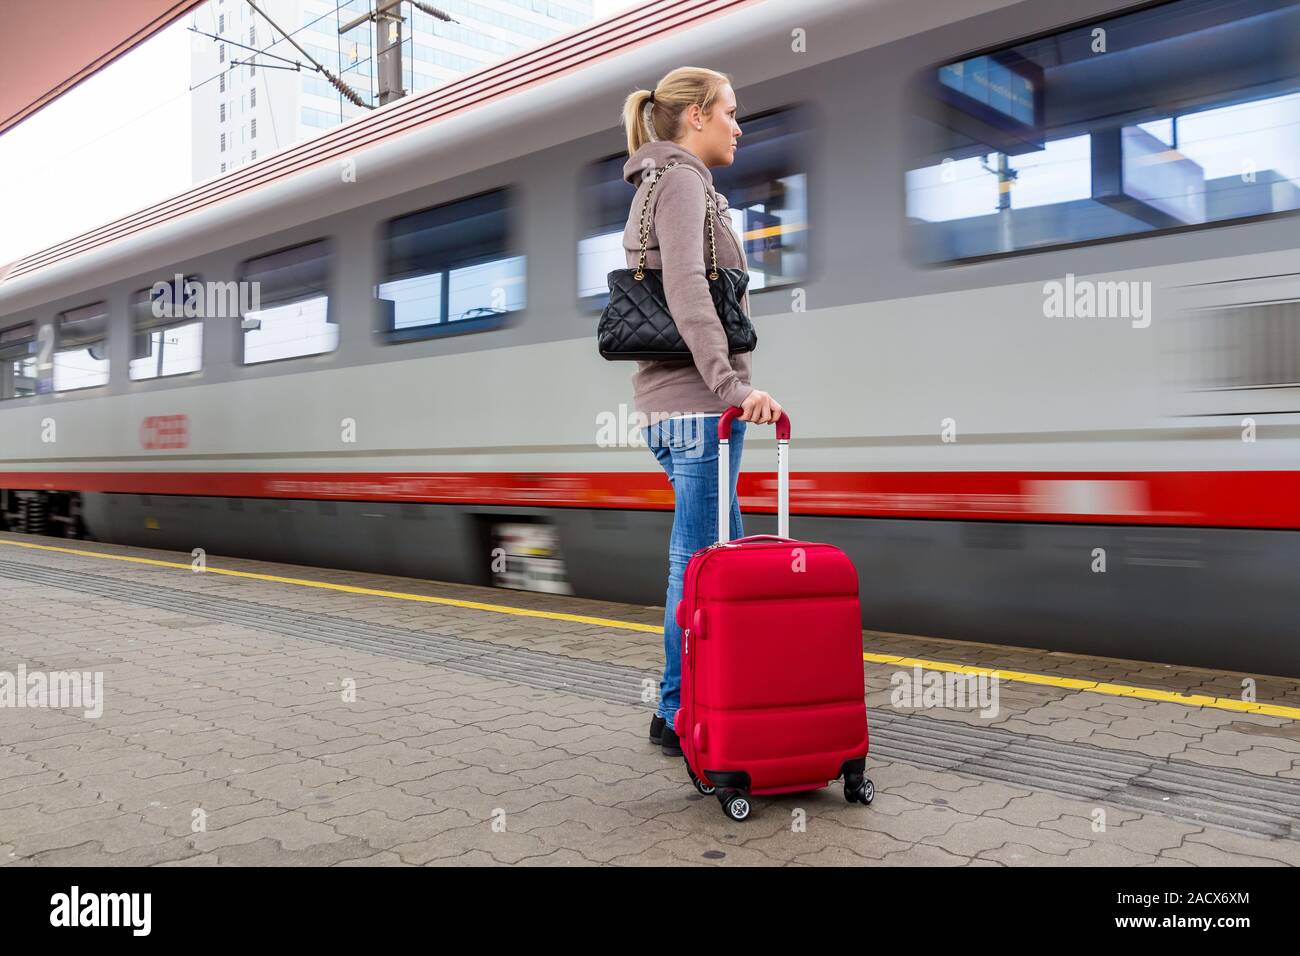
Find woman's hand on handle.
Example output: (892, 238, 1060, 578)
(739, 389, 783, 425)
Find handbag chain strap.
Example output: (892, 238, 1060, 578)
(635, 160, 720, 282)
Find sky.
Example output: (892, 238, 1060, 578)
(0, 17, 193, 267)
(0, 0, 641, 267)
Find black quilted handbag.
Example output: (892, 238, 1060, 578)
(598, 161, 757, 361)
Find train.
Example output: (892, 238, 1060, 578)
(2, 0, 1299, 676)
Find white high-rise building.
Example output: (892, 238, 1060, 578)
(190, 0, 594, 184)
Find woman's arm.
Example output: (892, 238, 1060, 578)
(653, 168, 754, 409)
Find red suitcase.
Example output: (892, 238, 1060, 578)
(673, 407, 873, 821)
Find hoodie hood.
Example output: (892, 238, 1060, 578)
(622, 141, 730, 213)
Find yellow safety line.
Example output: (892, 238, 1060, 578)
(0, 538, 660, 633)
(2, 537, 1296, 719)
(865, 652, 1300, 721)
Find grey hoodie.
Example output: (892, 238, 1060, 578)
(620, 140, 754, 418)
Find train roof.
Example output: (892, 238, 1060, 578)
(0, 0, 772, 305)
(0, 0, 999, 312)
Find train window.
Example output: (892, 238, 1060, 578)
(579, 106, 811, 306)
(54, 303, 109, 392)
(711, 108, 811, 292)
(905, 0, 1300, 262)
(0, 322, 38, 400)
(128, 277, 204, 381)
(577, 154, 628, 304)
(238, 239, 338, 364)
(376, 187, 524, 341)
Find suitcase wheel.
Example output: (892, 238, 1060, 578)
(718, 789, 752, 822)
(845, 776, 874, 806)
(685, 763, 716, 796)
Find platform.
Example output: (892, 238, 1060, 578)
(1, 531, 1298, 866)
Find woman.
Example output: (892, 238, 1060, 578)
(618, 68, 783, 756)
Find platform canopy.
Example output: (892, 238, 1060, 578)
(0, 0, 205, 136)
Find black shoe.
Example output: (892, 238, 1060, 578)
(661, 725, 682, 757)
(649, 714, 665, 745)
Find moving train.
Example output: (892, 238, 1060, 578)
(2, 0, 1298, 675)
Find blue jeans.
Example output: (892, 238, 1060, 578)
(643, 415, 746, 726)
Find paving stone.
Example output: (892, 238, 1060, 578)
(514, 847, 592, 866)
(922, 816, 1090, 858)
(1078, 730, 1200, 758)
(328, 809, 466, 848)
(1176, 744, 1299, 776)
(608, 832, 781, 866)
(985, 792, 1132, 830)
(1059, 842, 1161, 866)
(28, 836, 202, 867)
(751, 821, 913, 863)
(188, 810, 345, 853)
(978, 843, 1082, 866)
(1163, 841, 1289, 867)
(327, 756, 470, 788)
(333, 851, 412, 866)
(9, 813, 172, 858)
(0, 769, 63, 798)
(159, 798, 284, 836)
(204, 836, 379, 866)
(518, 818, 684, 863)
(877, 843, 972, 866)
(0, 778, 105, 813)
(885, 777, 1029, 817)
(390, 821, 551, 864)
(1, 800, 125, 838)
(1178, 828, 1300, 866)
(293, 784, 438, 822)
(4, 532, 1298, 868)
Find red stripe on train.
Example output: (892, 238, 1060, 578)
(2, 470, 1298, 529)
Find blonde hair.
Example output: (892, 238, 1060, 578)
(621, 66, 731, 156)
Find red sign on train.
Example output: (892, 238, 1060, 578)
(140, 414, 189, 450)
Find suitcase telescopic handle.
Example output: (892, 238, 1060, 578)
(717, 406, 791, 442)
(716, 406, 791, 544)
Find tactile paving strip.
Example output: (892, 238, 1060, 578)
(869, 712, 1300, 841)
(0, 557, 647, 705)
(2, 555, 1298, 841)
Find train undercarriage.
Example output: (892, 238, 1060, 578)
(0, 489, 89, 539)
